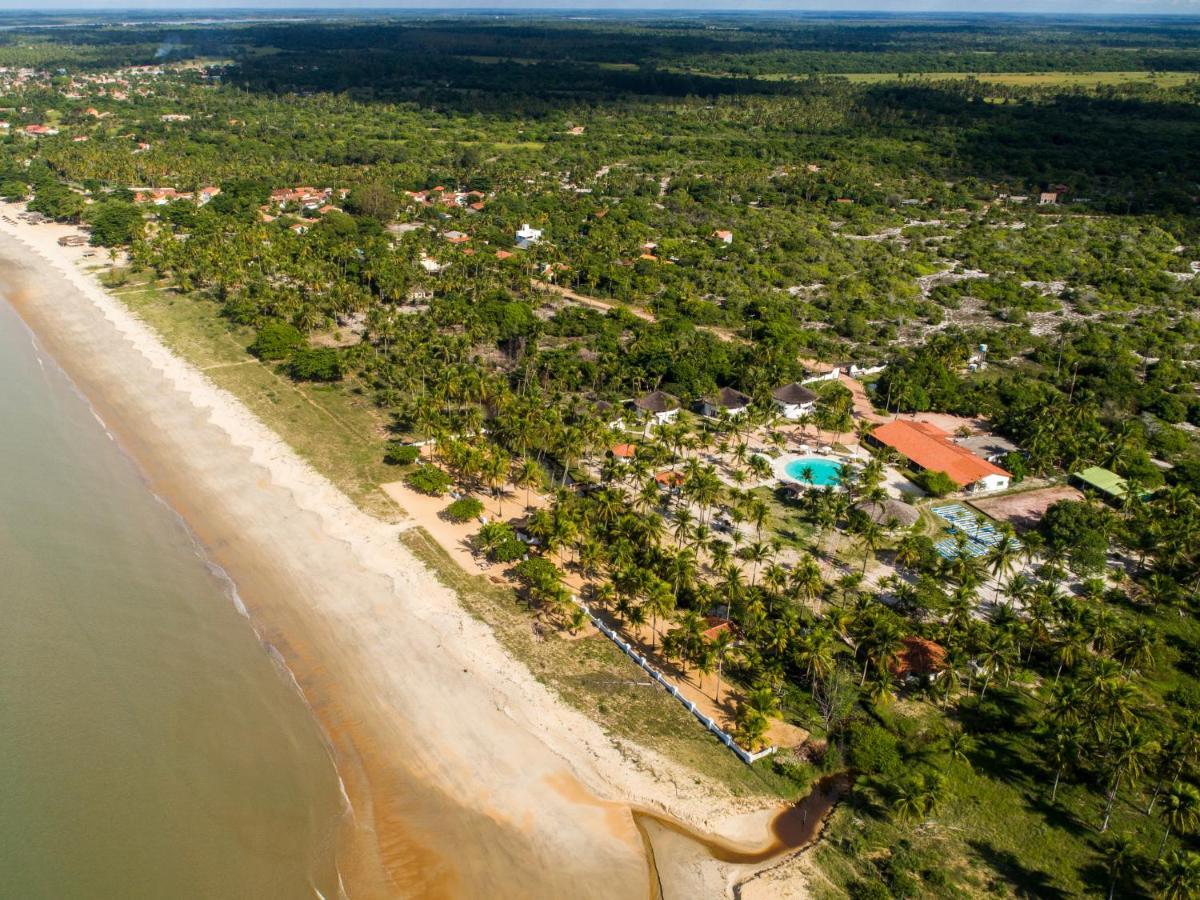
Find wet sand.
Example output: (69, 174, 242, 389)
(0, 208, 838, 898)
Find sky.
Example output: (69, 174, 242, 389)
(3, 0, 1199, 14)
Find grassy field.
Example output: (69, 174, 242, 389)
(106, 267, 801, 800)
(809, 690, 1169, 898)
(107, 272, 402, 518)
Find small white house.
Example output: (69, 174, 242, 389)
(630, 390, 680, 427)
(515, 223, 543, 249)
(771, 383, 818, 420)
(700, 386, 751, 419)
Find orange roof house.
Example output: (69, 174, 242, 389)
(890, 637, 948, 680)
(611, 443, 637, 459)
(702, 617, 735, 642)
(654, 470, 685, 489)
(867, 420, 1010, 493)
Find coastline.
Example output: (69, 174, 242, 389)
(0, 206, 816, 898)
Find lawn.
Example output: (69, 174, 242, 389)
(108, 272, 402, 518)
(810, 685, 1183, 898)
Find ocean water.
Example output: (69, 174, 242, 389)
(0, 295, 345, 897)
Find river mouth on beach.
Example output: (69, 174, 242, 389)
(635, 773, 848, 866)
(0, 219, 846, 899)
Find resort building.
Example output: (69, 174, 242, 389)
(700, 386, 751, 419)
(1070, 465, 1139, 506)
(771, 382, 818, 420)
(853, 498, 920, 530)
(630, 390, 680, 426)
(867, 419, 1011, 494)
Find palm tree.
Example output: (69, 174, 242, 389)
(708, 628, 736, 702)
(794, 625, 840, 696)
(643, 578, 676, 652)
(855, 519, 885, 574)
(986, 524, 1020, 583)
(1157, 850, 1200, 900)
(483, 451, 510, 516)
(1099, 833, 1140, 900)
(788, 555, 826, 610)
(890, 775, 928, 822)
(735, 685, 780, 750)
(857, 613, 905, 688)
(1046, 724, 1081, 803)
(1100, 724, 1156, 833)
(944, 728, 975, 769)
(977, 630, 1015, 700)
(739, 540, 773, 587)
(515, 458, 544, 509)
(1157, 782, 1200, 859)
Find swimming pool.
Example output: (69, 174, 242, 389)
(783, 456, 845, 488)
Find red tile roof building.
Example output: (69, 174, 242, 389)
(890, 637, 948, 679)
(867, 420, 1010, 492)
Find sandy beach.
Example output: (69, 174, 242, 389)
(0, 204, 818, 898)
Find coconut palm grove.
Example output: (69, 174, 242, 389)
(3, 9, 1200, 896)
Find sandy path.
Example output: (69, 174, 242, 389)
(533, 278, 656, 321)
(0, 208, 805, 898)
(532, 279, 744, 343)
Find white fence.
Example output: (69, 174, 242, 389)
(577, 598, 776, 765)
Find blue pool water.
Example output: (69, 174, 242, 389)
(784, 456, 844, 487)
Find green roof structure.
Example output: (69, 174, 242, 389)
(1071, 466, 1128, 501)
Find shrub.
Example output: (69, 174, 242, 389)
(250, 322, 305, 360)
(407, 464, 452, 496)
(85, 200, 144, 246)
(383, 441, 420, 466)
(848, 879, 891, 900)
(475, 522, 529, 562)
(0, 179, 27, 201)
(918, 469, 958, 497)
(847, 722, 902, 776)
(445, 496, 484, 523)
(513, 556, 562, 592)
(491, 537, 528, 563)
(287, 347, 343, 381)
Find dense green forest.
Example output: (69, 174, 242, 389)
(2, 13, 1200, 897)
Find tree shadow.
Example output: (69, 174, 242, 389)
(967, 838, 1071, 900)
(1024, 793, 1091, 839)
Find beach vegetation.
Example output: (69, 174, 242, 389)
(83, 200, 142, 247)
(12, 13, 1200, 893)
(286, 348, 343, 382)
(249, 322, 305, 361)
(444, 496, 484, 523)
(406, 464, 453, 497)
